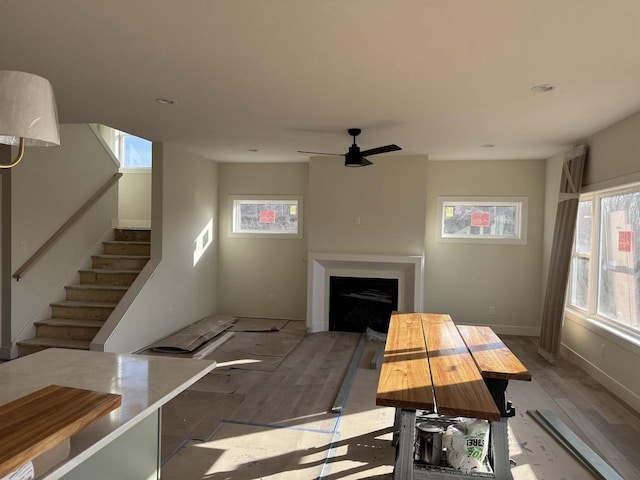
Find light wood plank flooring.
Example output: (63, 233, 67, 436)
(501, 335, 640, 479)
(159, 322, 640, 479)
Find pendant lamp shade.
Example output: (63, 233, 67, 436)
(0, 70, 60, 148)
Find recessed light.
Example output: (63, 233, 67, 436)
(530, 84, 555, 93)
(155, 97, 177, 105)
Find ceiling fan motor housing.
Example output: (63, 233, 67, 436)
(345, 144, 371, 167)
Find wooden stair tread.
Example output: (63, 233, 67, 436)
(50, 300, 118, 308)
(35, 318, 105, 328)
(91, 254, 150, 259)
(66, 284, 129, 291)
(103, 240, 150, 245)
(0, 385, 121, 478)
(78, 268, 142, 274)
(16, 337, 91, 349)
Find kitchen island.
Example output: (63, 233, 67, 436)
(0, 348, 216, 480)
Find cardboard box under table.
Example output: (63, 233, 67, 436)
(376, 313, 531, 480)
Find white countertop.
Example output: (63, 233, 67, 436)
(0, 348, 216, 480)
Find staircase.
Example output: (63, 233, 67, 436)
(17, 228, 151, 357)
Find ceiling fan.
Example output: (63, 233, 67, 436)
(298, 128, 401, 167)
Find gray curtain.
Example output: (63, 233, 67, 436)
(538, 145, 587, 365)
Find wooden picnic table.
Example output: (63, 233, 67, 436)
(376, 313, 531, 479)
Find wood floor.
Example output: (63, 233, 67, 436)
(158, 321, 640, 479)
(501, 335, 640, 479)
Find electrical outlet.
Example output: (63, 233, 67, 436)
(268, 294, 275, 303)
(488, 306, 496, 316)
(20, 240, 27, 252)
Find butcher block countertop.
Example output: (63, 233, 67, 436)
(0, 385, 121, 478)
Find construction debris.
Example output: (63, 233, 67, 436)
(150, 315, 236, 353)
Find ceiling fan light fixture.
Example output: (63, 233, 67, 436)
(345, 156, 372, 167)
(300, 127, 400, 167)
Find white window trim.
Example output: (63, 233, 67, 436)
(228, 194, 303, 239)
(566, 178, 640, 347)
(565, 308, 640, 355)
(119, 167, 151, 174)
(436, 196, 528, 245)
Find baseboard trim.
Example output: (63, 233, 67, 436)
(560, 343, 640, 414)
(114, 219, 151, 229)
(0, 345, 18, 360)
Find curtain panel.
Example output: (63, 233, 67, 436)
(538, 145, 587, 365)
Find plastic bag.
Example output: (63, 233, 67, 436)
(442, 418, 490, 473)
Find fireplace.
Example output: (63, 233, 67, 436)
(307, 253, 423, 332)
(329, 276, 398, 332)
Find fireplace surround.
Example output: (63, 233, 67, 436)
(306, 252, 423, 333)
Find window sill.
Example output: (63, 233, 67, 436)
(119, 168, 152, 174)
(564, 308, 640, 356)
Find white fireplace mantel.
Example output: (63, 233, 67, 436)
(306, 252, 424, 332)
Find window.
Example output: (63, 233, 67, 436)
(229, 195, 303, 238)
(121, 135, 152, 168)
(437, 197, 527, 244)
(568, 183, 640, 337)
(92, 124, 151, 168)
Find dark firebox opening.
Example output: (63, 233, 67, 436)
(329, 276, 398, 333)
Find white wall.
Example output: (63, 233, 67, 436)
(560, 111, 640, 412)
(217, 163, 308, 319)
(8, 124, 118, 351)
(308, 155, 428, 255)
(118, 170, 152, 225)
(217, 155, 546, 336)
(423, 159, 545, 335)
(582, 111, 640, 187)
(100, 142, 218, 353)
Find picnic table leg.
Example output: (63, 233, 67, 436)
(484, 378, 515, 479)
(490, 418, 513, 480)
(392, 407, 401, 446)
(395, 409, 416, 480)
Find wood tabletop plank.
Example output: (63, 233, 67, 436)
(422, 314, 501, 421)
(376, 313, 434, 410)
(0, 385, 122, 478)
(457, 325, 532, 381)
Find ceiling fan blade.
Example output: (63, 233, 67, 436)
(297, 150, 343, 156)
(360, 144, 402, 157)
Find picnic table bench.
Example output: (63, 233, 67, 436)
(376, 313, 531, 479)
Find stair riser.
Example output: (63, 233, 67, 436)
(66, 287, 126, 303)
(114, 229, 151, 242)
(92, 257, 149, 270)
(36, 324, 101, 341)
(51, 305, 114, 321)
(18, 344, 49, 357)
(79, 271, 139, 286)
(17, 341, 89, 357)
(103, 243, 150, 256)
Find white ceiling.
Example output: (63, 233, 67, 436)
(2, 0, 639, 163)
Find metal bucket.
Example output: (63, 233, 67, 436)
(415, 422, 444, 465)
